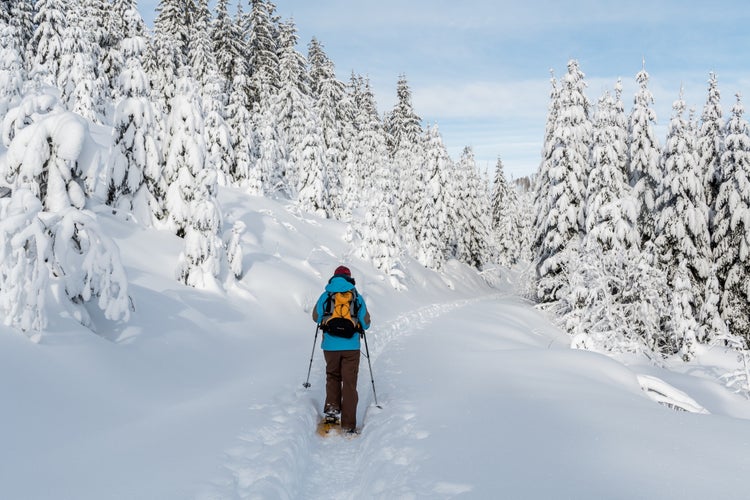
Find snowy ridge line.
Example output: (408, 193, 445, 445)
(637, 374, 710, 414)
(196, 294, 502, 500)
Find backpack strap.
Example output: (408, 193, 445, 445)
(350, 289, 360, 325)
(322, 292, 334, 318)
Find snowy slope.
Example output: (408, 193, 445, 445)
(3, 188, 750, 500)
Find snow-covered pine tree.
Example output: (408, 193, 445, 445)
(190, 0, 225, 100)
(338, 73, 364, 212)
(189, 0, 234, 187)
(386, 75, 425, 253)
(163, 69, 206, 237)
(0, 20, 25, 119)
(0, 189, 49, 334)
(454, 146, 491, 269)
(585, 85, 638, 251)
(80, 0, 109, 58)
(565, 82, 675, 357)
(358, 143, 405, 289)
(7, 0, 35, 58)
(158, 0, 194, 62)
(58, 1, 106, 123)
(350, 76, 394, 229)
(49, 206, 132, 327)
(0, 189, 132, 334)
(255, 80, 284, 196)
(247, 0, 280, 106)
(697, 72, 724, 214)
(416, 124, 453, 270)
(308, 37, 346, 219)
(670, 259, 700, 359)
(491, 157, 523, 266)
(713, 93, 750, 343)
(146, 0, 188, 114)
(385, 75, 423, 157)
(219, 4, 258, 190)
(1, 93, 131, 331)
(697, 270, 731, 348)
(532, 70, 558, 258)
(203, 79, 235, 188)
(98, 0, 129, 106)
(176, 168, 226, 291)
(515, 186, 535, 263)
(307, 37, 329, 101)
(106, 3, 164, 225)
(10, 0, 35, 70)
(2, 94, 88, 212)
(211, 0, 246, 100)
(162, 70, 227, 291)
(78, 0, 112, 115)
(225, 220, 245, 280)
(29, 0, 67, 86)
(295, 109, 330, 217)
(628, 63, 662, 247)
(655, 88, 716, 351)
(348, 77, 385, 212)
(563, 240, 671, 357)
(534, 60, 591, 303)
(273, 20, 319, 200)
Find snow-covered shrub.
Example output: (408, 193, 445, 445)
(2, 91, 101, 210)
(225, 220, 245, 280)
(0, 191, 130, 333)
(562, 243, 671, 358)
(176, 169, 225, 290)
(48, 207, 131, 325)
(1, 87, 57, 147)
(0, 189, 49, 333)
(0, 94, 131, 334)
(721, 349, 750, 398)
(670, 260, 700, 361)
(0, 21, 24, 119)
(163, 69, 205, 237)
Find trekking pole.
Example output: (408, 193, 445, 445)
(303, 325, 320, 388)
(361, 331, 382, 409)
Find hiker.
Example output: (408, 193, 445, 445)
(312, 265, 371, 434)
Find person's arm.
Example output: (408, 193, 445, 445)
(358, 296, 371, 330)
(312, 293, 324, 323)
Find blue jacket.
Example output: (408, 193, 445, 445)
(313, 276, 370, 351)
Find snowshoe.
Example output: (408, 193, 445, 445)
(316, 417, 340, 437)
(343, 427, 359, 438)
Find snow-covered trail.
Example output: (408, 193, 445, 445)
(199, 293, 750, 500)
(196, 293, 548, 499)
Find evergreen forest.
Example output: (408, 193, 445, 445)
(2, 0, 750, 379)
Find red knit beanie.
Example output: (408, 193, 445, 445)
(334, 265, 351, 277)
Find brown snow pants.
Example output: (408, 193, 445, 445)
(324, 350, 360, 430)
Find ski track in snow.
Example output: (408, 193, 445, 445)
(196, 294, 503, 500)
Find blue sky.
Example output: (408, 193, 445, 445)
(138, 0, 750, 179)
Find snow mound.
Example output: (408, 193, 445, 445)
(637, 374, 710, 414)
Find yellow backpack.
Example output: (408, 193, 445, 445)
(321, 290, 360, 338)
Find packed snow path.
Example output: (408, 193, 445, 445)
(197, 296, 493, 499)
(198, 295, 750, 500)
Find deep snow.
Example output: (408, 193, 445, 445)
(3, 189, 750, 500)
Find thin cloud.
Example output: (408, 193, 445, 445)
(414, 80, 550, 119)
